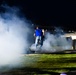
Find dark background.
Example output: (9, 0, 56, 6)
(0, 0, 76, 31)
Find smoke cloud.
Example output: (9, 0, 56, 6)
(30, 28, 72, 53)
(0, 4, 72, 71)
(42, 32, 72, 53)
(0, 5, 33, 67)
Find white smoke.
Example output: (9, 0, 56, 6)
(30, 28, 72, 53)
(0, 5, 33, 67)
(42, 32, 72, 52)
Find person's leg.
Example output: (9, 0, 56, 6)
(39, 36, 42, 46)
(35, 36, 39, 47)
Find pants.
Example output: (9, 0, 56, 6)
(35, 36, 42, 46)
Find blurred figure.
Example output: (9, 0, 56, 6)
(41, 29, 45, 45)
(34, 26, 43, 47)
(43, 29, 48, 40)
(44, 29, 48, 35)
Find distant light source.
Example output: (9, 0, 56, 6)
(32, 24, 34, 26)
(69, 30, 71, 32)
(71, 36, 76, 40)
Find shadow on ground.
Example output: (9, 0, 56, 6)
(1, 67, 76, 75)
(0, 67, 59, 75)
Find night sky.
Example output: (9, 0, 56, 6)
(0, 0, 76, 31)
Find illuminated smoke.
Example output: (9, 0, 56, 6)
(0, 5, 33, 67)
(30, 28, 72, 53)
(42, 31, 72, 53)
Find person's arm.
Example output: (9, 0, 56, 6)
(42, 29, 45, 36)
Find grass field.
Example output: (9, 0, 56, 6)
(1, 53, 76, 75)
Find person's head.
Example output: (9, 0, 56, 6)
(36, 26, 39, 29)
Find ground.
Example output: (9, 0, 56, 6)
(0, 52, 76, 75)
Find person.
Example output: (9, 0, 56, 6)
(34, 26, 43, 47)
